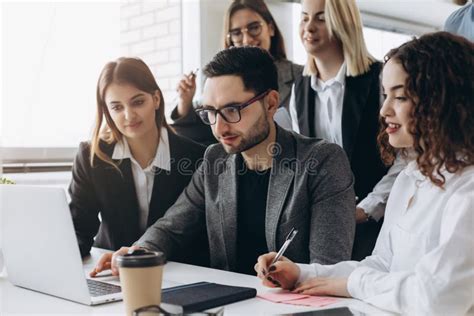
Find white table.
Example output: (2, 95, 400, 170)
(0, 248, 394, 315)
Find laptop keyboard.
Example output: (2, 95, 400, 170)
(87, 279, 121, 297)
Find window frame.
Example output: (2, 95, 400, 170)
(360, 12, 438, 36)
(1, 147, 77, 173)
(0, 2, 120, 171)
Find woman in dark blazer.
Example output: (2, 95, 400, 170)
(288, 0, 407, 260)
(170, 0, 303, 146)
(69, 57, 206, 263)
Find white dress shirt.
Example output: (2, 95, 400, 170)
(296, 161, 474, 315)
(289, 62, 346, 147)
(112, 127, 171, 234)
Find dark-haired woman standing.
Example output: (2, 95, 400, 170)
(171, 0, 303, 145)
(69, 57, 207, 264)
(255, 32, 474, 315)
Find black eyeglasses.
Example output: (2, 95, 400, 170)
(196, 90, 270, 125)
(133, 305, 224, 316)
(227, 21, 264, 44)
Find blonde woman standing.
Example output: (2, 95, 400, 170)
(289, 0, 407, 260)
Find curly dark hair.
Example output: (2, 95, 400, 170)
(378, 31, 474, 187)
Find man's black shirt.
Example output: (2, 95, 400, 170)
(236, 158, 271, 275)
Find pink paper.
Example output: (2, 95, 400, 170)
(258, 291, 339, 307)
(285, 296, 339, 307)
(258, 292, 310, 303)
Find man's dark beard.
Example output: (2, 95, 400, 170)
(224, 114, 270, 154)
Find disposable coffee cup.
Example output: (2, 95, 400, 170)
(116, 249, 166, 316)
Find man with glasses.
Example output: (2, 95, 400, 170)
(91, 47, 355, 277)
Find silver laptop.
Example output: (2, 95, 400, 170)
(0, 184, 122, 305)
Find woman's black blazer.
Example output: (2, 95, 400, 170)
(68, 129, 206, 259)
(292, 62, 387, 201)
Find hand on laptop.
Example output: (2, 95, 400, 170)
(254, 252, 300, 290)
(89, 246, 141, 277)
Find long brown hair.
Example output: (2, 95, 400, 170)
(378, 32, 474, 187)
(223, 0, 287, 60)
(90, 57, 168, 170)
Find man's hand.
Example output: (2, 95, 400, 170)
(89, 246, 141, 277)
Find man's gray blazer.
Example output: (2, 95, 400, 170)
(137, 126, 356, 271)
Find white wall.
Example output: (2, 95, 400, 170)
(121, 0, 183, 117)
(266, 1, 300, 61)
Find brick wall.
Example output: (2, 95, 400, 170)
(120, 0, 182, 117)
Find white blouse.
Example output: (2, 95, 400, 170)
(297, 161, 474, 315)
(112, 127, 171, 234)
(289, 63, 346, 147)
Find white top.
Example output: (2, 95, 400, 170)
(297, 161, 474, 315)
(112, 127, 171, 234)
(274, 107, 293, 130)
(357, 154, 409, 221)
(289, 62, 346, 147)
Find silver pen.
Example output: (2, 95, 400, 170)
(269, 228, 298, 269)
(171, 68, 199, 105)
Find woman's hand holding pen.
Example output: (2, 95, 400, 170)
(254, 252, 300, 290)
(176, 70, 197, 117)
(255, 253, 350, 297)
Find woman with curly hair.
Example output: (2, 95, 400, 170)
(255, 32, 474, 315)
